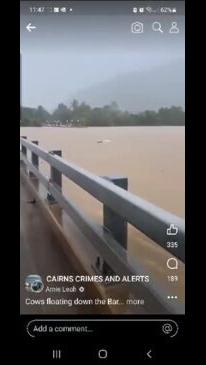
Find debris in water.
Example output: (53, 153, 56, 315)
(26, 199, 36, 204)
(97, 139, 111, 144)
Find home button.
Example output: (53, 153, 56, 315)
(98, 349, 108, 359)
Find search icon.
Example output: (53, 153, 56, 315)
(152, 22, 163, 33)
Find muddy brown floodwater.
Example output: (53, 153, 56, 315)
(20, 126, 185, 310)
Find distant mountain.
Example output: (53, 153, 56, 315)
(67, 59, 185, 113)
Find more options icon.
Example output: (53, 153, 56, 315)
(131, 22, 144, 33)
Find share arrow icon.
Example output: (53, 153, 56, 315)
(26, 23, 37, 32)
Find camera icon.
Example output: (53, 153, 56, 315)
(25, 274, 44, 293)
(131, 22, 144, 34)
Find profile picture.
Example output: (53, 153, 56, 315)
(25, 274, 44, 293)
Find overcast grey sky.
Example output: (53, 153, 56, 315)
(20, 1, 185, 111)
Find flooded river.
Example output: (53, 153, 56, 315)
(20, 126, 185, 309)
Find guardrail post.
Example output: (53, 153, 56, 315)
(20, 136, 27, 171)
(103, 176, 128, 249)
(47, 150, 62, 203)
(29, 141, 39, 177)
(95, 176, 128, 276)
(21, 136, 27, 156)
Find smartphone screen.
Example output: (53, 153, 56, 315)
(20, 1, 185, 362)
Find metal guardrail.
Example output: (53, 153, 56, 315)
(20, 137, 185, 314)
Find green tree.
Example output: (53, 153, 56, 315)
(71, 99, 79, 111)
(20, 102, 185, 127)
(52, 103, 70, 124)
(36, 105, 50, 123)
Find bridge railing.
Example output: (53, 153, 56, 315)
(20, 137, 185, 314)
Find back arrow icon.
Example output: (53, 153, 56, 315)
(147, 350, 152, 359)
(26, 23, 37, 32)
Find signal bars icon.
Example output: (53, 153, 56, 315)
(146, 7, 157, 13)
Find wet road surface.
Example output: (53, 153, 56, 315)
(20, 175, 109, 314)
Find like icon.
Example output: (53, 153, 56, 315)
(167, 224, 178, 236)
